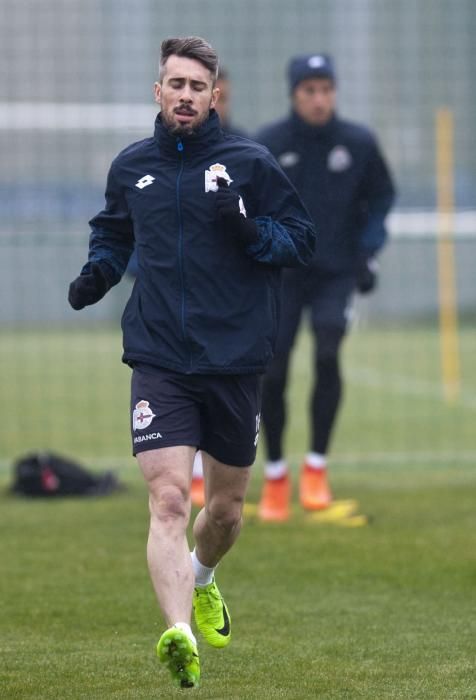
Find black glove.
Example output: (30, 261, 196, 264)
(68, 262, 112, 310)
(215, 177, 259, 246)
(356, 256, 378, 294)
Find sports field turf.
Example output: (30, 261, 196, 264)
(1, 324, 475, 698)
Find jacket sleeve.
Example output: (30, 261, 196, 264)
(80, 163, 135, 284)
(357, 137, 396, 257)
(244, 151, 316, 267)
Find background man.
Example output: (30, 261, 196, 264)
(214, 67, 248, 137)
(255, 53, 395, 522)
(68, 37, 315, 688)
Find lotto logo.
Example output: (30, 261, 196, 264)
(135, 174, 155, 189)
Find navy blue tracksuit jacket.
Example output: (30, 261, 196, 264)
(84, 111, 316, 375)
(255, 112, 395, 275)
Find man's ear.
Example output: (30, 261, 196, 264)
(211, 86, 220, 110)
(154, 82, 161, 105)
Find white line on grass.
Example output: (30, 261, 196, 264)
(346, 365, 476, 409)
(327, 451, 476, 465)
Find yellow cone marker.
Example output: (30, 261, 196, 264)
(307, 499, 359, 523)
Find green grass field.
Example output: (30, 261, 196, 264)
(1, 323, 475, 698)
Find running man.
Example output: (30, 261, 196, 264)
(255, 53, 395, 521)
(68, 37, 315, 688)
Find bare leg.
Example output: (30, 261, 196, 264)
(137, 445, 196, 627)
(192, 451, 251, 568)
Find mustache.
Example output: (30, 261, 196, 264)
(174, 105, 197, 115)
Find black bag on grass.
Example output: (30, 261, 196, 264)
(11, 452, 122, 497)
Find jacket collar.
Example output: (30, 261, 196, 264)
(290, 110, 338, 139)
(154, 109, 223, 155)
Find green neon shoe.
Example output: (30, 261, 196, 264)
(156, 627, 200, 689)
(193, 579, 231, 648)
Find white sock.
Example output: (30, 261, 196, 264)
(191, 548, 215, 587)
(305, 452, 327, 470)
(172, 622, 196, 645)
(192, 451, 203, 479)
(264, 459, 288, 480)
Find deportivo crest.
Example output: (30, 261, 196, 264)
(133, 400, 156, 431)
(308, 55, 326, 69)
(327, 145, 352, 172)
(205, 163, 233, 192)
(205, 162, 247, 216)
(278, 151, 300, 168)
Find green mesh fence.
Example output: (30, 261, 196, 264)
(1, 0, 475, 469)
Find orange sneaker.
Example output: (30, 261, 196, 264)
(191, 476, 205, 508)
(258, 475, 291, 522)
(299, 465, 332, 510)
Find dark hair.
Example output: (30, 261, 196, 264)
(159, 37, 218, 83)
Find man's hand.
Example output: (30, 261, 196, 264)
(356, 256, 378, 294)
(68, 262, 111, 310)
(215, 177, 259, 246)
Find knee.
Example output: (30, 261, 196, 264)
(149, 482, 189, 524)
(315, 329, 343, 372)
(317, 352, 339, 374)
(315, 326, 344, 364)
(206, 497, 243, 535)
(316, 354, 341, 393)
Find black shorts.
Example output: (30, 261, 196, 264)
(130, 364, 262, 467)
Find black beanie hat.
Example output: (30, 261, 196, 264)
(288, 54, 336, 92)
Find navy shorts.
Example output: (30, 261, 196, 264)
(130, 364, 262, 467)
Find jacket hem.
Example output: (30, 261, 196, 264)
(122, 352, 267, 375)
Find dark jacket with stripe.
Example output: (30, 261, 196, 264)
(84, 110, 316, 374)
(255, 111, 395, 275)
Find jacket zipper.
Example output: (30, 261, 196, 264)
(175, 138, 192, 369)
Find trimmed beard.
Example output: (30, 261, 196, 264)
(167, 122, 197, 136)
(162, 109, 210, 137)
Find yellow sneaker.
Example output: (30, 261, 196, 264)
(193, 579, 231, 648)
(156, 626, 200, 689)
